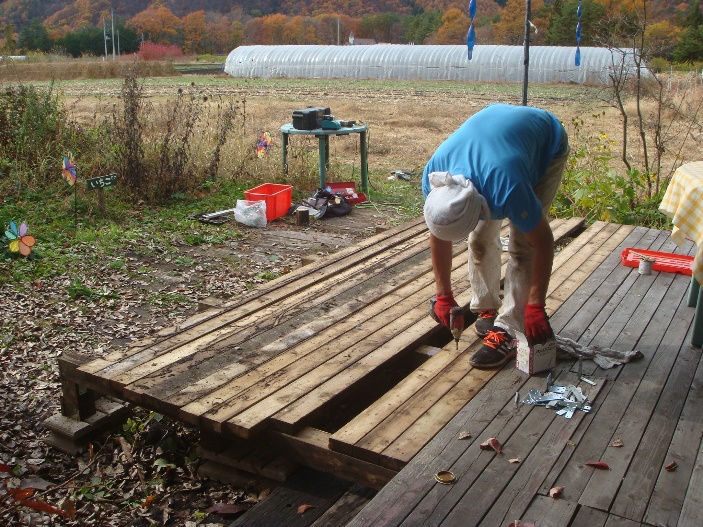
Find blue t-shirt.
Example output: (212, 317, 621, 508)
(422, 103, 563, 233)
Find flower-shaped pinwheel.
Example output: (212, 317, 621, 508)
(6, 221, 36, 256)
(257, 131, 272, 158)
(62, 152, 77, 186)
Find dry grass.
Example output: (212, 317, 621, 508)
(0, 59, 179, 82)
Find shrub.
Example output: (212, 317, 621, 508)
(107, 67, 243, 203)
(138, 41, 183, 61)
(0, 83, 86, 189)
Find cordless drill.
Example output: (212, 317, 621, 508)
(429, 298, 464, 350)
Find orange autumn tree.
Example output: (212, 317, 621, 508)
(181, 10, 206, 54)
(127, 2, 181, 45)
(493, 0, 547, 45)
(203, 15, 238, 54)
(313, 13, 355, 45)
(283, 15, 316, 44)
(261, 13, 288, 44)
(435, 8, 470, 43)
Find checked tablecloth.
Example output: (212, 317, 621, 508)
(660, 161, 703, 287)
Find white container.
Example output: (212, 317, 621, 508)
(516, 331, 556, 375)
(638, 257, 654, 275)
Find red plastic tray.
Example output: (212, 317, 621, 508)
(621, 248, 693, 275)
(325, 181, 367, 205)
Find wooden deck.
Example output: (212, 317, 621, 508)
(345, 224, 703, 527)
(48, 214, 703, 526)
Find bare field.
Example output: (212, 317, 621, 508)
(49, 75, 625, 173)
(45, 72, 703, 186)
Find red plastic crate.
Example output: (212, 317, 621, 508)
(244, 183, 293, 221)
(621, 248, 693, 275)
(325, 181, 367, 204)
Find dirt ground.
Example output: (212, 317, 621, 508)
(2, 73, 702, 526)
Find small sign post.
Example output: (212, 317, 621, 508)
(86, 173, 117, 215)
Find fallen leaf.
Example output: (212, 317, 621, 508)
(480, 437, 503, 455)
(298, 503, 317, 514)
(610, 439, 624, 447)
(0, 462, 13, 474)
(509, 458, 521, 464)
(142, 494, 156, 507)
(20, 498, 71, 518)
(258, 488, 271, 500)
(508, 522, 537, 527)
(458, 431, 472, 440)
(665, 461, 678, 472)
(205, 503, 251, 516)
(585, 461, 610, 470)
(8, 488, 35, 501)
(566, 440, 575, 446)
(550, 486, 564, 498)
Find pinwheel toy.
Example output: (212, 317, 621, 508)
(62, 152, 77, 186)
(257, 131, 272, 158)
(6, 221, 36, 257)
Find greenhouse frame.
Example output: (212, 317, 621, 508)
(224, 45, 649, 86)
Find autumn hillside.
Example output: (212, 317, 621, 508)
(0, 0, 701, 62)
(2, 0, 461, 28)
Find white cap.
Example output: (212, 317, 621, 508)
(423, 171, 490, 241)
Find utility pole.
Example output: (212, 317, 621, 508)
(103, 17, 108, 60)
(337, 17, 340, 45)
(111, 8, 115, 60)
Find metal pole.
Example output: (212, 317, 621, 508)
(111, 8, 115, 60)
(103, 18, 108, 60)
(522, 0, 531, 106)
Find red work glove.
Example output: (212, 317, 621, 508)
(430, 293, 463, 331)
(524, 303, 553, 344)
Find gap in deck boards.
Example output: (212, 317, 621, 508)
(307, 316, 478, 434)
(309, 351, 429, 433)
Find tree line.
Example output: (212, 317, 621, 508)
(1, 0, 702, 64)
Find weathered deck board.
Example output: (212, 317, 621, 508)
(227, 467, 363, 527)
(678, 435, 703, 527)
(268, 219, 583, 436)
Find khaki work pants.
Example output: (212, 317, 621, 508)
(468, 138, 570, 336)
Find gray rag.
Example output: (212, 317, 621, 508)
(555, 335, 644, 369)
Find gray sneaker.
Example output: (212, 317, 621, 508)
(470, 326, 516, 369)
(474, 309, 498, 337)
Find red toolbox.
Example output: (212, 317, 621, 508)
(325, 182, 367, 205)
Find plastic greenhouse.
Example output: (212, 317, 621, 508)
(224, 45, 649, 86)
